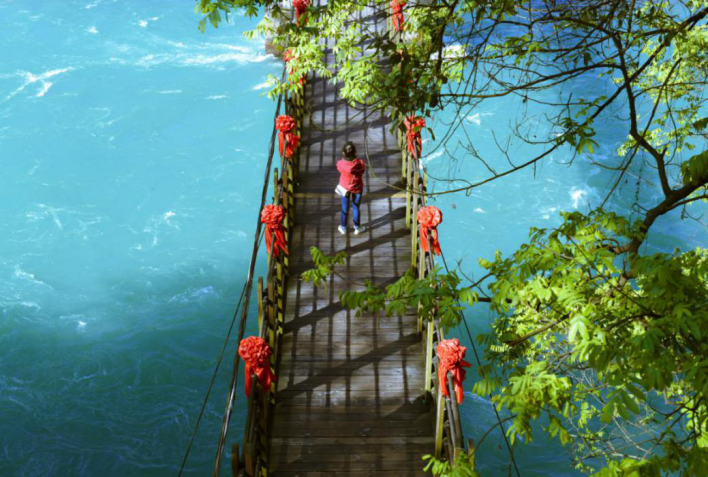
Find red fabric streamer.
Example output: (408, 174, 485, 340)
(417, 205, 442, 255)
(275, 115, 300, 160)
(390, 0, 406, 32)
(436, 338, 471, 404)
(238, 336, 276, 397)
(284, 49, 305, 86)
(404, 115, 425, 159)
(285, 134, 300, 159)
(261, 204, 288, 257)
(283, 49, 295, 63)
(293, 0, 310, 26)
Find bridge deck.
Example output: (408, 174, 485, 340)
(268, 24, 432, 477)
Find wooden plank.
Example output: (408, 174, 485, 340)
(284, 301, 390, 312)
(281, 332, 421, 345)
(282, 332, 420, 342)
(270, 411, 431, 426)
(282, 319, 418, 332)
(260, 10, 439, 474)
(270, 460, 429, 472)
(280, 336, 423, 350)
(294, 191, 407, 199)
(277, 379, 426, 394)
(271, 422, 432, 438)
(276, 362, 424, 376)
(271, 411, 430, 422)
(291, 207, 408, 217)
(282, 314, 418, 328)
(275, 395, 428, 407)
(282, 322, 418, 334)
(286, 281, 399, 293)
(290, 227, 410, 240)
(278, 356, 424, 367)
(287, 270, 409, 281)
(271, 472, 428, 477)
(270, 449, 429, 462)
(280, 343, 423, 357)
(270, 437, 434, 446)
(272, 401, 430, 413)
(289, 234, 410, 245)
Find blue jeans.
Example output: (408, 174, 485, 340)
(341, 193, 362, 228)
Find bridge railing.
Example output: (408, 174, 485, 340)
(387, 0, 468, 465)
(396, 126, 467, 464)
(234, 77, 305, 477)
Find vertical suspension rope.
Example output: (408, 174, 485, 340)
(212, 73, 285, 477)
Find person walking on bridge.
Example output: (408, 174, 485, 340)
(336, 141, 366, 235)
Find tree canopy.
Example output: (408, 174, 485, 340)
(197, 0, 708, 474)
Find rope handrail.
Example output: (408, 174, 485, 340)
(221, 71, 307, 476)
(211, 68, 288, 476)
(382, 0, 468, 462)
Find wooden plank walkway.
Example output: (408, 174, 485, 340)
(267, 9, 433, 476)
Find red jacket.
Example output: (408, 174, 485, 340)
(337, 158, 366, 194)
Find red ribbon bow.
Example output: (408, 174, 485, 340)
(284, 49, 305, 85)
(275, 115, 300, 160)
(238, 336, 276, 397)
(390, 0, 406, 32)
(417, 206, 442, 255)
(261, 204, 288, 257)
(404, 115, 425, 159)
(436, 338, 471, 404)
(292, 0, 310, 26)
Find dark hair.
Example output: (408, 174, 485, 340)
(342, 141, 356, 160)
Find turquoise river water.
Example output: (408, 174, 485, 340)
(1, 1, 704, 476)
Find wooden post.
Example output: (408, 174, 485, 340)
(286, 160, 295, 227)
(400, 130, 408, 182)
(434, 383, 445, 458)
(267, 169, 279, 274)
(411, 166, 420, 268)
(267, 272, 276, 347)
(273, 168, 280, 206)
(281, 162, 289, 214)
(468, 439, 476, 470)
(453, 446, 464, 467)
(231, 443, 240, 477)
(258, 387, 269, 475)
(405, 154, 412, 228)
(446, 374, 460, 450)
(424, 320, 434, 395)
(257, 278, 264, 333)
(243, 375, 258, 475)
(281, 165, 291, 274)
(276, 259, 284, 329)
(444, 420, 454, 461)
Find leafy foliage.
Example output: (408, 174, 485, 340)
(339, 265, 477, 332)
(300, 246, 347, 289)
(476, 209, 708, 475)
(423, 452, 479, 477)
(301, 248, 477, 331)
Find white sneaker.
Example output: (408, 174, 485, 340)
(354, 226, 365, 235)
(338, 225, 346, 235)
